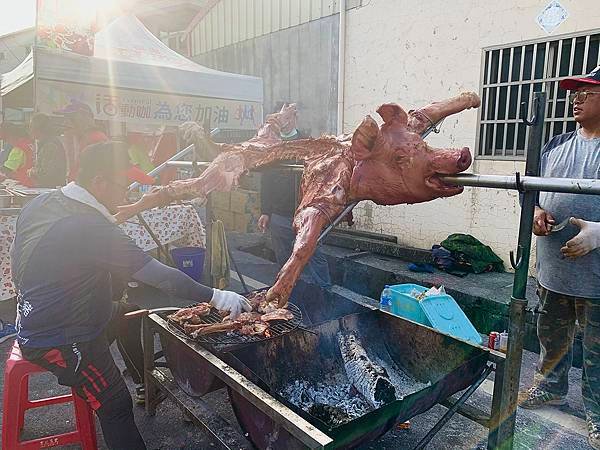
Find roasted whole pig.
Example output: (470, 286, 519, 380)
(117, 93, 480, 307)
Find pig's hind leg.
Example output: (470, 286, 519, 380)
(407, 92, 481, 135)
(266, 207, 332, 307)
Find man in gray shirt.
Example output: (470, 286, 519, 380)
(519, 66, 600, 449)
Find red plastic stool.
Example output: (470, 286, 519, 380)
(2, 341, 98, 449)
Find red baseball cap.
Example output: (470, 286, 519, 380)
(559, 65, 600, 90)
(123, 166, 156, 185)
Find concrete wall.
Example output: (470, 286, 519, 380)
(342, 0, 600, 271)
(193, 14, 339, 135)
(188, 0, 361, 55)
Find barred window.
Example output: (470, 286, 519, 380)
(478, 31, 600, 159)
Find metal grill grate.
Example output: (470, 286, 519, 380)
(164, 302, 302, 345)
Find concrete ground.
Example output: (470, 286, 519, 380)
(0, 236, 594, 449)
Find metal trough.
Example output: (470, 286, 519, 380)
(224, 309, 489, 449)
(156, 282, 489, 448)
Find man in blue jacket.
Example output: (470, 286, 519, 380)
(11, 141, 250, 450)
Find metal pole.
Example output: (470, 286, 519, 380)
(490, 91, 546, 450)
(136, 213, 175, 265)
(143, 315, 158, 416)
(441, 173, 600, 195)
(128, 129, 220, 191)
(228, 244, 249, 293)
(415, 364, 494, 450)
(317, 202, 357, 243)
(129, 144, 194, 191)
(337, 0, 347, 134)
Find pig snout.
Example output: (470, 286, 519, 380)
(432, 147, 472, 173)
(457, 147, 472, 171)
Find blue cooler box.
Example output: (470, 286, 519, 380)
(389, 283, 482, 345)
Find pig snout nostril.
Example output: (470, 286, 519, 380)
(457, 148, 472, 170)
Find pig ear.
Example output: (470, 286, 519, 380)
(377, 103, 408, 127)
(351, 115, 379, 160)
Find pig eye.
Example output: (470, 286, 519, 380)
(394, 155, 408, 164)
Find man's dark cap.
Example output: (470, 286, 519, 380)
(560, 65, 600, 90)
(78, 141, 155, 185)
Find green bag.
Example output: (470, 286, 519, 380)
(440, 233, 504, 274)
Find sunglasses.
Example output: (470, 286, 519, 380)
(568, 91, 600, 104)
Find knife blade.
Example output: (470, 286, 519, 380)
(124, 307, 180, 318)
(549, 217, 571, 233)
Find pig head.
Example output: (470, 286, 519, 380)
(349, 103, 472, 206)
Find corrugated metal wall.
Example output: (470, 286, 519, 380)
(192, 14, 339, 135)
(189, 0, 361, 55)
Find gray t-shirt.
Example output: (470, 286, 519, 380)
(536, 130, 600, 299)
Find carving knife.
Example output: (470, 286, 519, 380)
(549, 217, 571, 233)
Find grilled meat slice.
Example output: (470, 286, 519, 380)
(184, 314, 205, 325)
(168, 303, 212, 325)
(258, 298, 279, 314)
(261, 309, 294, 322)
(240, 321, 270, 337)
(190, 321, 242, 337)
(235, 312, 263, 323)
(176, 293, 295, 339)
(183, 322, 214, 335)
(246, 291, 265, 311)
(242, 290, 279, 314)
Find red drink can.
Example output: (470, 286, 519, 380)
(488, 332, 499, 350)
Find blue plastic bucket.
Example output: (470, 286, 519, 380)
(389, 284, 430, 325)
(170, 247, 206, 282)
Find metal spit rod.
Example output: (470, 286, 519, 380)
(166, 161, 304, 171)
(441, 173, 600, 195)
(128, 128, 220, 191)
(161, 163, 600, 197)
(317, 202, 358, 243)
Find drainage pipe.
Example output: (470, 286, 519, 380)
(337, 0, 347, 134)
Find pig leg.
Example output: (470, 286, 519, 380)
(407, 92, 480, 135)
(266, 206, 333, 307)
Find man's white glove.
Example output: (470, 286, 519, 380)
(560, 218, 600, 259)
(210, 289, 252, 319)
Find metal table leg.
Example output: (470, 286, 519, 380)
(143, 315, 161, 416)
(415, 364, 494, 450)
